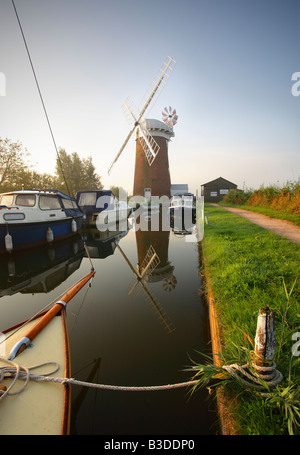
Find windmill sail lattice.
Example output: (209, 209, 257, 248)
(108, 56, 176, 175)
(118, 244, 175, 334)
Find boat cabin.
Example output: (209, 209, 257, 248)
(0, 189, 81, 222)
(0, 189, 83, 253)
(170, 192, 195, 208)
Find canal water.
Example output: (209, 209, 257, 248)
(0, 215, 216, 435)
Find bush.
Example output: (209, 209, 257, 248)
(223, 181, 300, 216)
(248, 181, 300, 216)
(223, 189, 252, 205)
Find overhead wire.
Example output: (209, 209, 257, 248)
(11, 0, 71, 195)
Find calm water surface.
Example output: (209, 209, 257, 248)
(0, 219, 217, 435)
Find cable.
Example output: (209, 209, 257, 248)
(11, 0, 71, 195)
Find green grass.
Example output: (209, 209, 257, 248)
(219, 202, 300, 226)
(195, 204, 300, 435)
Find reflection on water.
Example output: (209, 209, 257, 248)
(0, 235, 85, 298)
(0, 216, 216, 435)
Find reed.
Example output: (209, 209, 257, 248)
(222, 180, 300, 223)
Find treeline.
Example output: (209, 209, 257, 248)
(223, 180, 300, 215)
(0, 138, 103, 197)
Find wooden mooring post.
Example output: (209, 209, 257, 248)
(253, 306, 276, 371)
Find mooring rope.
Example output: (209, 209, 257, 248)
(0, 357, 283, 400)
(222, 362, 283, 391)
(0, 358, 198, 397)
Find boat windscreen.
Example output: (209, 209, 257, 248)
(0, 194, 14, 206)
(15, 194, 36, 207)
(78, 192, 97, 206)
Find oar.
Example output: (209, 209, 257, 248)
(7, 268, 95, 360)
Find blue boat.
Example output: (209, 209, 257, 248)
(76, 190, 132, 226)
(0, 189, 84, 254)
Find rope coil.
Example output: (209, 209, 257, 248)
(0, 359, 59, 399)
(222, 361, 283, 392)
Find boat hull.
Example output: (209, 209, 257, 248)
(0, 311, 71, 435)
(0, 216, 83, 254)
(89, 208, 132, 227)
(169, 206, 196, 220)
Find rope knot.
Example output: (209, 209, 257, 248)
(0, 358, 60, 400)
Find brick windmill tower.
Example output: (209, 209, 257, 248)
(108, 57, 176, 200)
(133, 111, 177, 198)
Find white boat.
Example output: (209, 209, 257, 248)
(168, 193, 196, 221)
(0, 189, 84, 254)
(0, 268, 95, 435)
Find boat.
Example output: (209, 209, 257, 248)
(0, 267, 95, 435)
(82, 225, 129, 259)
(76, 189, 132, 227)
(168, 193, 196, 222)
(0, 234, 85, 298)
(170, 215, 196, 236)
(0, 189, 84, 254)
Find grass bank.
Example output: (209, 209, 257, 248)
(220, 181, 300, 226)
(196, 204, 300, 435)
(219, 203, 300, 226)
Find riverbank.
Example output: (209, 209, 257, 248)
(219, 203, 300, 227)
(213, 204, 300, 244)
(198, 204, 300, 435)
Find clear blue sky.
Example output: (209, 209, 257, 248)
(0, 0, 299, 194)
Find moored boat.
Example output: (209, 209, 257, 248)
(0, 189, 84, 254)
(76, 189, 132, 227)
(0, 268, 95, 435)
(168, 193, 196, 222)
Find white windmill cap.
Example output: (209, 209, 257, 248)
(137, 118, 175, 140)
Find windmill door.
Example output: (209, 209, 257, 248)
(144, 188, 151, 203)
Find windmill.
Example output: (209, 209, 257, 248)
(117, 244, 175, 334)
(108, 56, 176, 176)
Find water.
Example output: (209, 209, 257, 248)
(0, 219, 217, 435)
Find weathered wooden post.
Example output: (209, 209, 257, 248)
(253, 306, 276, 373)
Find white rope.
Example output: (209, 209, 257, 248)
(0, 358, 197, 395)
(0, 357, 283, 400)
(222, 361, 283, 392)
(0, 359, 59, 399)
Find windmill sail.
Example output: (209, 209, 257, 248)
(122, 100, 161, 165)
(137, 121, 160, 165)
(108, 56, 176, 175)
(118, 244, 175, 334)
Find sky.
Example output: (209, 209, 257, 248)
(0, 0, 299, 195)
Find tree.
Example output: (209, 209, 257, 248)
(55, 148, 103, 196)
(0, 138, 31, 192)
(0, 138, 103, 195)
(109, 186, 120, 198)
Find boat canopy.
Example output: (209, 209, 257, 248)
(76, 190, 117, 216)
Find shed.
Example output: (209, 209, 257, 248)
(201, 177, 237, 202)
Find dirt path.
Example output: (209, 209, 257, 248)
(212, 204, 300, 245)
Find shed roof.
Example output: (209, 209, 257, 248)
(202, 176, 237, 187)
